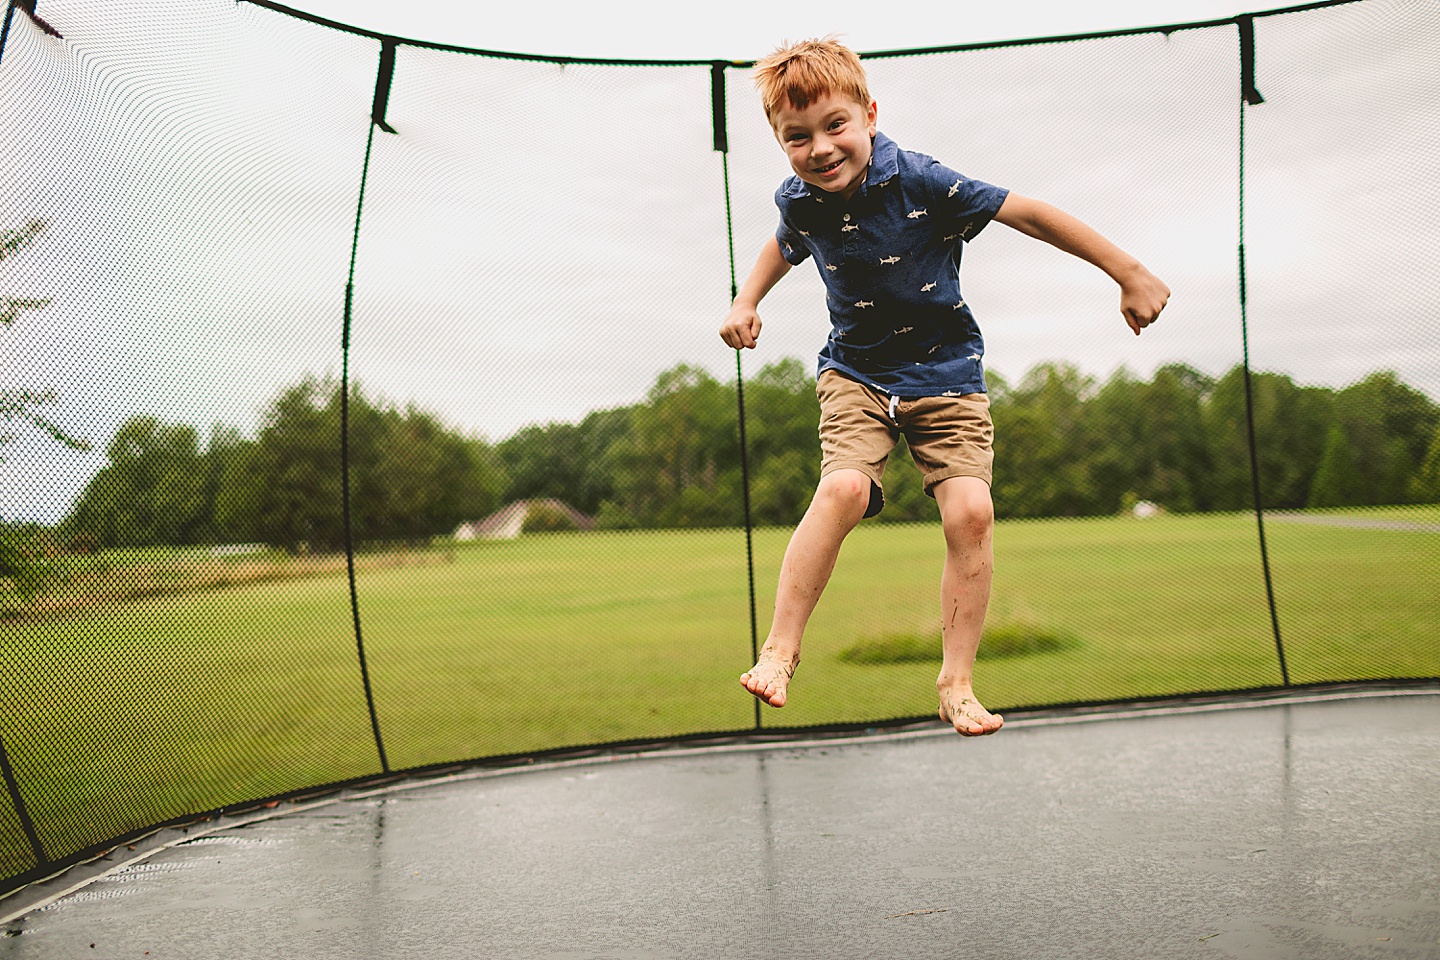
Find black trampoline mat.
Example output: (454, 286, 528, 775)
(4, 691, 1438, 959)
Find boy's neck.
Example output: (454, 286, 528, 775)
(840, 156, 874, 202)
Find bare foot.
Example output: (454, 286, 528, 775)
(741, 647, 799, 708)
(938, 688, 1003, 736)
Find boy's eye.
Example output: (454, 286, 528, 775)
(829, 119, 845, 130)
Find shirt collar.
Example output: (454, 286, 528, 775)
(780, 130, 900, 200)
(868, 131, 900, 187)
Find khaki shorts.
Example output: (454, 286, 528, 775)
(817, 369, 994, 518)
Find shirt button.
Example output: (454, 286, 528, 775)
(843, 214, 851, 221)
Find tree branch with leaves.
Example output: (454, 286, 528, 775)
(1, 218, 88, 456)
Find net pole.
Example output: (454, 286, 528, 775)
(0, 2, 17, 68)
(0, 0, 57, 876)
(1236, 16, 1289, 687)
(0, 734, 44, 870)
(341, 41, 401, 774)
(712, 62, 762, 729)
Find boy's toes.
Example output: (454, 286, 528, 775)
(740, 671, 785, 707)
(938, 705, 982, 735)
(741, 655, 796, 708)
(939, 694, 1003, 737)
(762, 681, 786, 708)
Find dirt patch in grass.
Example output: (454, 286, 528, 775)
(837, 620, 1081, 665)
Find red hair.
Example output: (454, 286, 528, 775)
(754, 36, 870, 127)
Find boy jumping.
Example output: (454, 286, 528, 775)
(720, 37, 1170, 736)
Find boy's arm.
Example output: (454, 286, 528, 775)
(993, 193, 1170, 336)
(720, 236, 792, 350)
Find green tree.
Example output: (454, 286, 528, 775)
(497, 406, 630, 515)
(65, 416, 209, 547)
(219, 376, 505, 552)
(349, 397, 505, 543)
(740, 358, 821, 526)
(601, 364, 741, 529)
(1306, 423, 1366, 508)
(202, 424, 249, 543)
(1408, 425, 1440, 503)
(992, 362, 1104, 518)
(1089, 364, 1214, 513)
(487, 358, 1440, 528)
(1330, 371, 1439, 505)
(1204, 368, 1334, 511)
(521, 501, 580, 533)
(218, 376, 344, 552)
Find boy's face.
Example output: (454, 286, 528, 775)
(771, 92, 878, 201)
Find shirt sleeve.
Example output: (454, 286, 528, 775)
(774, 216, 811, 265)
(925, 158, 1008, 243)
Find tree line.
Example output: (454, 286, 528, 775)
(61, 377, 505, 553)
(37, 357, 1440, 553)
(493, 357, 1440, 526)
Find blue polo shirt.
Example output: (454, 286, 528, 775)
(774, 131, 1008, 397)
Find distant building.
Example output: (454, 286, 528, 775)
(453, 499, 595, 540)
(210, 543, 268, 556)
(1132, 500, 1161, 519)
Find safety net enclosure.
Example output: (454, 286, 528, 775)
(0, 0, 1436, 895)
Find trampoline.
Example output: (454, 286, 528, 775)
(2, 686, 1437, 959)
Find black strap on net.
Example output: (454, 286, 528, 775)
(0, 0, 61, 66)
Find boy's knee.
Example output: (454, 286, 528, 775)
(939, 483, 994, 544)
(815, 469, 873, 518)
(944, 510, 992, 550)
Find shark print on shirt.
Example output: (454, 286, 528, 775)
(769, 131, 1008, 398)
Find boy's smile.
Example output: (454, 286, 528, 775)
(772, 92, 878, 201)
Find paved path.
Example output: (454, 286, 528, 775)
(1268, 511, 1440, 533)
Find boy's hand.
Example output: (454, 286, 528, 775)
(720, 303, 763, 350)
(723, 237, 790, 349)
(1120, 266, 1170, 336)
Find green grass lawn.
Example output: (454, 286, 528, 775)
(1, 507, 1436, 879)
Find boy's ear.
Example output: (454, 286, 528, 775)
(866, 100, 878, 137)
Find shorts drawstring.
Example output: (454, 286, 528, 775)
(887, 393, 900, 423)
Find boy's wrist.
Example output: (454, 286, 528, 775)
(1108, 256, 1149, 286)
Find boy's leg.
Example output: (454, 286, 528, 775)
(741, 468, 871, 707)
(932, 475, 1004, 736)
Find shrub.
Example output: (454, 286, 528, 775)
(837, 620, 1079, 665)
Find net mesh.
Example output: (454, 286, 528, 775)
(0, 0, 1435, 888)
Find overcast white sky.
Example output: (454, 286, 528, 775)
(285, 0, 1299, 60)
